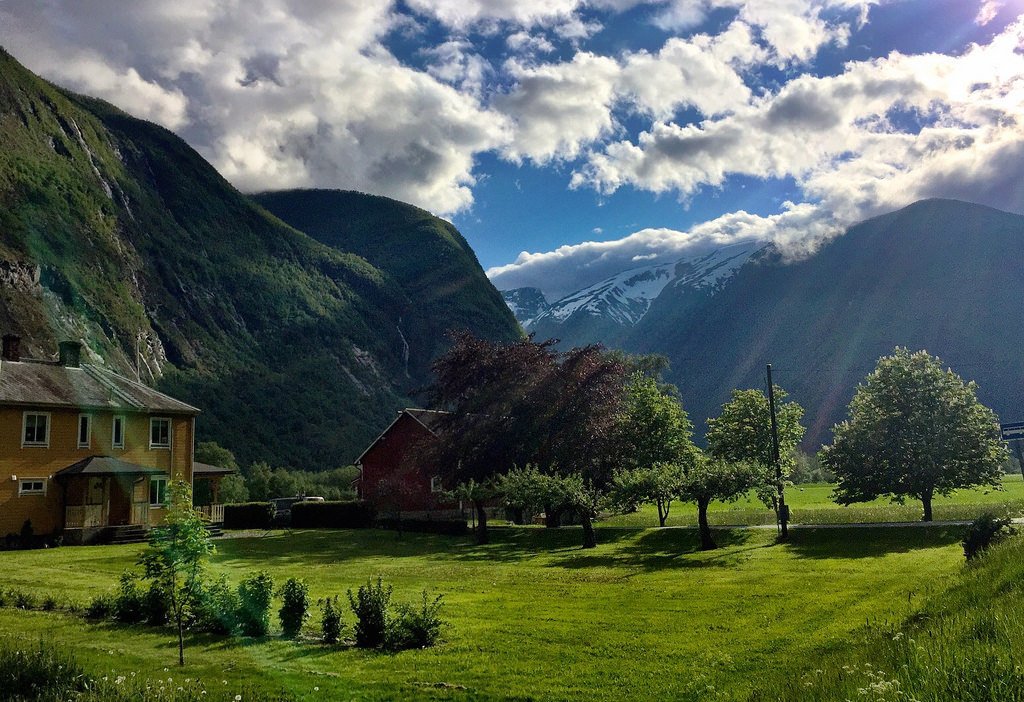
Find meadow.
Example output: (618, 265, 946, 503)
(0, 524, 979, 701)
(599, 473, 1024, 527)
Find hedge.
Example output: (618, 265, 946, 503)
(223, 502, 274, 530)
(375, 518, 468, 536)
(290, 500, 376, 528)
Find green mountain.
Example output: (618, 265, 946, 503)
(0, 48, 519, 469)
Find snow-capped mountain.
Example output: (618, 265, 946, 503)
(501, 287, 550, 329)
(501, 240, 763, 346)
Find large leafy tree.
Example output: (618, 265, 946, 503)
(138, 479, 214, 666)
(706, 387, 805, 520)
(822, 348, 1007, 521)
(610, 463, 686, 527)
(427, 332, 626, 546)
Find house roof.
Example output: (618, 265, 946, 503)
(354, 407, 447, 465)
(0, 359, 199, 414)
(193, 461, 236, 475)
(54, 455, 169, 478)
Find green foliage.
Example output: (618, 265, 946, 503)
(389, 591, 445, 650)
(348, 578, 392, 649)
(678, 454, 758, 550)
(0, 640, 86, 700)
(615, 373, 697, 472)
(194, 575, 239, 635)
(824, 348, 1008, 521)
(610, 463, 686, 527)
(237, 571, 274, 637)
(138, 479, 214, 665)
(277, 578, 311, 638)
(112, 571, 148, 624)
(218, 474, 249, 503)
(84, 593, 115, 620)
(195, 441, 239, 471)
(320, 596, 344, 645)
(791, 450, 834, 484)
(222, 502, 274, 530)
(707, 386, 806, 514)
(239, 463, 359, 502)
(963, 512, 1017, 561)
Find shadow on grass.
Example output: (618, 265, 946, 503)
(783, 525, 965, 559)
(544, 527, 758, 572)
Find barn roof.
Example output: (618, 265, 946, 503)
(354, 407, 447, 465)
(0, 359, 199, 414)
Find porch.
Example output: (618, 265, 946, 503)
(56, 456, 165, 540)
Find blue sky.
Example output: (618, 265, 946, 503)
(1, 0, 1023, 298)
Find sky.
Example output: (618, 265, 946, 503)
(1, 0, 1023, 299)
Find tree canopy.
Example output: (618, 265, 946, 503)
(822, 348, 1007, 521)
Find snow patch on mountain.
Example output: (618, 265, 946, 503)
(521, 240, 762, 330)
(501, 287, 550, 328)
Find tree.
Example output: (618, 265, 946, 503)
(610, 464, 686, 527)
(678, 455, 757, 550)
(706, 387, 805, 521)
(822, 348, 1007, 522)
(195, 441, 239, 471)
(245, 461, 273, 501)
(138, 478, 214, 666)
(498, 466, 604, 547)
(426, 333, 627, 546)
(218, 474, 249, 503)
(616, 373, 697, 471)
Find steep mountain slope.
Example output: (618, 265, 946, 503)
(0, 48, 519, 469)
(502, 287, 549, 329)
(631, 199, 1024, 447)
(253, 189, 520, 382)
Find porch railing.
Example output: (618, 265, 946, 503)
(197, 504, 225, 524)
(65, 505, 105, 529)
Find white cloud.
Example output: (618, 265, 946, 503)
(977, 1, 1003, 25)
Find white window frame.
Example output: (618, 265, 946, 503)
(112, 415, 125, 450)
(149, 417, 171, 449)
(21, 412, 51, 448)
(18, 478, 46, 496)
(149, 475, 169, 507)
(430, 475, 443, 493)
(77, 414, 92, 449)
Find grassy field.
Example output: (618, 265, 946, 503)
(599, 473, 1024, 527)
(0, 525, 972, 701)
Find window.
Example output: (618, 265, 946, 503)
(149, 476, 168, 507)
(149, 417, 171, 449)
(18, 479, 45, 496)
(430, 475, 443, 493)
(22, 412, 50, 447)
(112, 415, 125, 449)
(77, 414, 91, 448)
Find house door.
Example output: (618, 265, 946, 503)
(108, 477, 132, 526)
(130, 478, 149, 526)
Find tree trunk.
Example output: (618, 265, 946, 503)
(544, 504, 563, 528)
(473, 499, 489, 544)
(581, 515, 597, 549)
(697, 498, 716, 551)
(177, 609, 185, 666)
(657, 499, 668, 528)
(921, 489, 933, 522)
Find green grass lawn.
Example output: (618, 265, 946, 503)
(599, 473, 1024, 528)
(0, 525, 970, 701)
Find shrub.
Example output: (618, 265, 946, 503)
(223, 502, 274, 530)
(375, 518, 468, 536)
(194, 575, 239, 634)
(19, 519, 33, 541)
(13, 590, 37, 610)
(40, 595, 58, 611)
(291, 500, 376, 528)
(144, 581, 170, 626)
(113, 571, 147, 624)
(84, 593, 115, 620)
(277, 577, 311, 638)
(389, 591, 445, 650)
(348, 578, 392, 648)
(963, 512, 1017, 560)
(320, 596, 343, 644)
(237, 571, 274, 636)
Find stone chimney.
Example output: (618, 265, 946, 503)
(2, 335, 21, 362)
(59, 340, 82, 368)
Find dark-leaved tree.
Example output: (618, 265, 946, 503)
(822, 348, 1007, 521)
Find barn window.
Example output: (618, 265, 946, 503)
(430, 476, 443, 493)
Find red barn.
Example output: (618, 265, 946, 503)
(354, 408, 454, 513)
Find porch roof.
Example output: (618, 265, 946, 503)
(193, 461, 235, 475)
(55, 455, 167, 478)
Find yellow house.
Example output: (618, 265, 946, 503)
(0, 335, 201, 544)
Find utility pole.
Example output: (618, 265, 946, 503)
(767, 364, 788, 540)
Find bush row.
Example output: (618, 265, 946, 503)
(291, 500, 376, 528)
(224, 500, 468, 535)
(222, 502, 275, 529)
